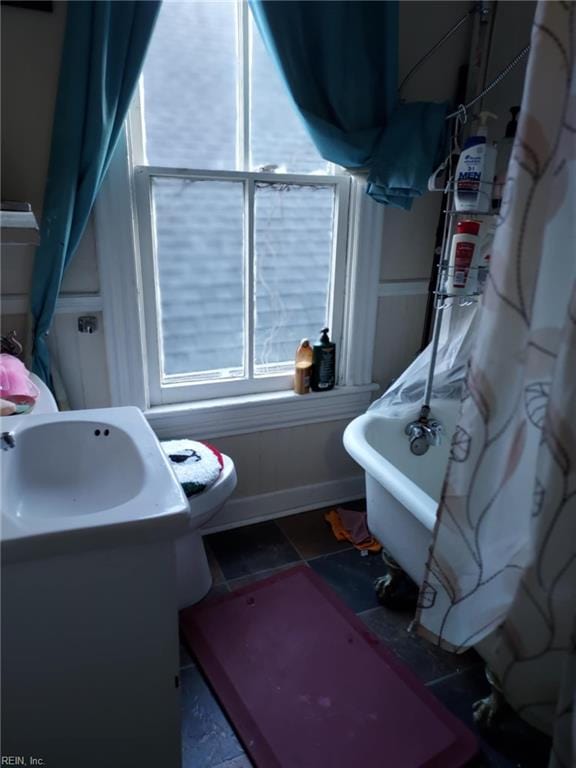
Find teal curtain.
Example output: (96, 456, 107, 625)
(30, 1, 161, 384)
(249, 0, 448, 210)
(367, 101, 449, 207)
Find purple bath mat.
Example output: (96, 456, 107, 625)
(180, 565, 477, 768)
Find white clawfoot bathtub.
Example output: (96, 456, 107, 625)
(343, 400, 459, 586)
(344, 399, 500, 677)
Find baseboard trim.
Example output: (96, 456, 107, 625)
(202, 475, 365, 534)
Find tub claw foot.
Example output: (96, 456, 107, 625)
(374, 569, 418, 609)
(374, 573, 400, 606)
(472, 668, 509, 731)
(473, 694, 500, 729)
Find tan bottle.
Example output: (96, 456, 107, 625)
(294, 339, 313, 395)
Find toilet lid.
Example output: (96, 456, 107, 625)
(162, 439, 223, 497)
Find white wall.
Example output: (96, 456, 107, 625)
(1, 2, 65, 213)
(0, 0, 534, 519)
(482, 1, 535, 141)
(1, 0, 66, 343)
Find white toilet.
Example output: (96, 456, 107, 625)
(28, 374, 237, 609)
(175, 456, 237, 608)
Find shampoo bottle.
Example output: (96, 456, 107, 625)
(294, 339, 313, 395)
(310, 328, 336, 392)
(446, 220, 480, 294)
(454, 112, 497, 213)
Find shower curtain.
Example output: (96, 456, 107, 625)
(415, 2, 575, 766)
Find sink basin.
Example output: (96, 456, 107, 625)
(8, 420, 146, 517)
(1, 407, 189, 562)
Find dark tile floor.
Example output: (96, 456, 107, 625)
(179, 506, 552, 768)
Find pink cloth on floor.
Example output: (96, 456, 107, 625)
(324, 507, 381, 551)
(336, 506, 374, 545)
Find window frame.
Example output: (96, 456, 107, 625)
(96, 128, 383, 435)
(95, 1, 385, 435)
(134, 164, 351, 406)
(128, 1, 354, 405)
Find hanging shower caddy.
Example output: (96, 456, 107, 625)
(403, 117, 522, 455)
(396, 3, 531, 455)
(404, 170, 496, 455)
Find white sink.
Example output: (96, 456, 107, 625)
(1, 407, 189, 561)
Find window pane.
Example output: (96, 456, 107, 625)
(250, 18, 331, 175)
(254, 184, 335, 373)
(142, 2, 238, 170)
(152, 177, 245, 378)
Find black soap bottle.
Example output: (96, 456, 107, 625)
(310, 328, 336, 392)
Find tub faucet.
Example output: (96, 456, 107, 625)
(405, 407, 443, 456)
(1, 431, 16, 450)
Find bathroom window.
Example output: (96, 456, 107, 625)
(130, 0, 350, 405)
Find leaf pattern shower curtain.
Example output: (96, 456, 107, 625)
(415, 2, 576, 765)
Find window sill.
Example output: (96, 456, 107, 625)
(145, 384, 379, 440)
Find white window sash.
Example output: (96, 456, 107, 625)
(238, 0, 250, 171)
(245, 176, 255, 381)
(134, 166, 350, 405)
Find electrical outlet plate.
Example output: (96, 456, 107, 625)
(78, 316, 98, 334)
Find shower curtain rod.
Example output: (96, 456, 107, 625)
(398, 1, 530, 124)
(445, 44, 531, 121)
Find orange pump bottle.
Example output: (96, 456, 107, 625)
(294, 339, 313, 395)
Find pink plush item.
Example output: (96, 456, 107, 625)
(0, 354, 39, 407)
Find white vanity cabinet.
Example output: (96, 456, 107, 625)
(2, 540, 183, 768)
